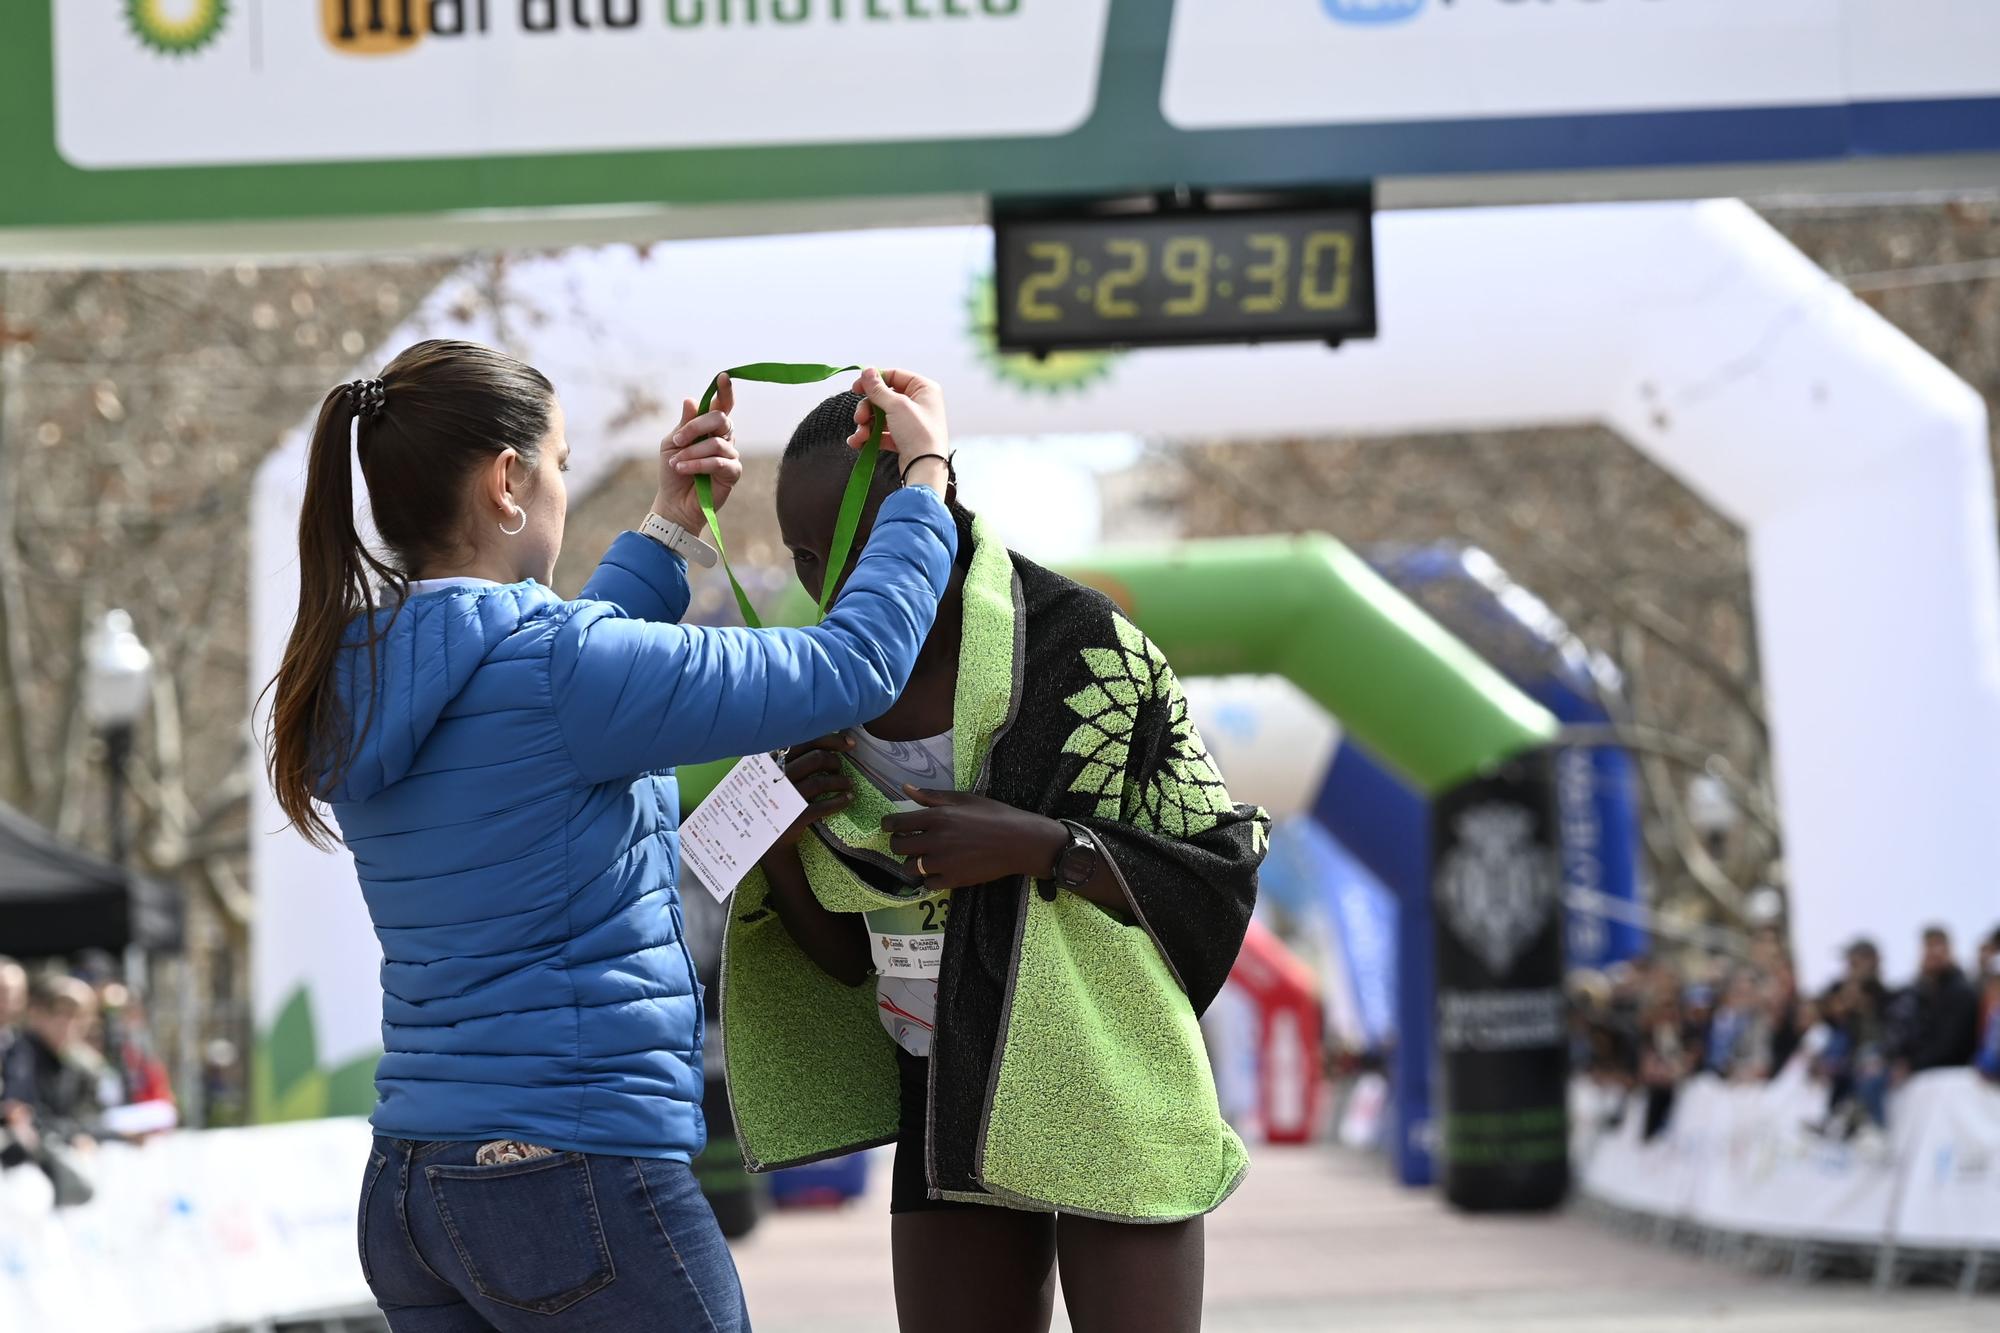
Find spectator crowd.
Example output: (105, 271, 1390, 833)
(0, 951, 176, 1207)
(1571, 923, 2000, 1142)
(8, 926, 1997, 1205)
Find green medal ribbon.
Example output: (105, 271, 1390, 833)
(690, 363, 885, 630)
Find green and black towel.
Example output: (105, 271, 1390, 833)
(722, 512, 1268, 1222)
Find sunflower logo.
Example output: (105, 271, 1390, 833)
(966, 273, 1120, 397)
(127, 0, 231, 57)
(1062, 615, 1235, 837)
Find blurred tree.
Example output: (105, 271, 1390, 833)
(0, 257, 453, 1111)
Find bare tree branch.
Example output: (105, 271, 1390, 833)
(1479, 500, 1768, 737)
(0, 273, 41, 809)
(48, 586, 98, 843)
(1557, 722, 1778, 835)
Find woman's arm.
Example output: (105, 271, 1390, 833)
(551, 369, 954, 781)
(579, 531, 693, 625)
(550, 487, 956, 782)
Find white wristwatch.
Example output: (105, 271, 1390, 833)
(639, 512, 719, 568)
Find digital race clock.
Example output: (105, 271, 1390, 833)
(993, 191, 1377, 354)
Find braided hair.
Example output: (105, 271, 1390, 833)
(781, 391, 971, 528)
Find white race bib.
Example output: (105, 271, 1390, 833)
(866, 898, 950, 978)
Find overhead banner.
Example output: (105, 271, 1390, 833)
(56, 1, 1109, 168)
(1165, 0, 2000, 130)
(7, 2, 2000, 245)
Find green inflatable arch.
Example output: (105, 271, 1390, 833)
(681, 532, 1558, 806)
(1060, 534, 1557, 792)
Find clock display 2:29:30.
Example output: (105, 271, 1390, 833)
(994, 208, 1376, 350)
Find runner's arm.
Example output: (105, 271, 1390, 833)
(761, 841, 872, 988)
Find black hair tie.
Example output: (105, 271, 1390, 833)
(898, 450, 955, 484)
(347, 378, 388, 418)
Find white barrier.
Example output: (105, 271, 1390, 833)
(1893, 1071, 2000, 1251)
(1576, 1069, 2000, 1253)
(0, 1119, 375, 1333)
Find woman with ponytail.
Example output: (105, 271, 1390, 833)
(266, 342, 956, 1332)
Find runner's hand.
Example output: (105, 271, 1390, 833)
(881, 787, 1067, 891)
(776, 734, 857, 848)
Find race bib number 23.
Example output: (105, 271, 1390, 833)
(866, 896, 951, 978)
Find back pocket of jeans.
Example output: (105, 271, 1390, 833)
(427, 1153, 616, 1314)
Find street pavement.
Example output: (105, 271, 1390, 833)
(729, 1144, 1995, 1332)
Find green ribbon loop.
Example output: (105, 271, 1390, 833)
(689, 363, 885, 630)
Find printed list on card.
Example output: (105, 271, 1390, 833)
(679, 752, 807, 903)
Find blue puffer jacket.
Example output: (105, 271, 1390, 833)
(325, 487, 957, 1160)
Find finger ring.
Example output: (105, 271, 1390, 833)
(916, 855, 928, 877)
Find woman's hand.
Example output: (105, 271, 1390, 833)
(851, 368, 949, 489)
(881, 787, 1067, 892)
(654, 372, 744, 534)
(774, 734, 858, 849)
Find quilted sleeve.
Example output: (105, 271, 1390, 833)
(580, 530, 693, 624)
(549, 487, 957, 784)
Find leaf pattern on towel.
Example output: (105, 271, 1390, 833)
(1062, 614, 1234, 837)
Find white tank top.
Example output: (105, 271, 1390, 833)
(850, 726, 954, 1058)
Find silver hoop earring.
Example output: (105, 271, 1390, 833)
(499, 509, 527, 537)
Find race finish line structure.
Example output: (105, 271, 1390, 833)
(247, 206, 1997, 1210)
(1, 0, 1994, 1259)
(2, 2, 1998, 258)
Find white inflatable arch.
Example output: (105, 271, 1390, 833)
(254, 200, 1996, 1042)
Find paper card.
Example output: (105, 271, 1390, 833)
(680, 752, 807, 903)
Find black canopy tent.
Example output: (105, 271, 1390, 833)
(0, 802, 182, 958)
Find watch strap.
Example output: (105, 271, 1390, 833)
(640, 512, 719, 569)
(1054, 819, 1100, 888)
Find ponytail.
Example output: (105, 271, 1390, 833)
(265, 384, 404, 849)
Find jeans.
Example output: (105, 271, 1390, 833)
(359, 1137, 750, 1331)
(1853, 1063, 1891, 1130)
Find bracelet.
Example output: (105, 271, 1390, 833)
(639, 512, 719, 568)
(898, 451, 954, 484)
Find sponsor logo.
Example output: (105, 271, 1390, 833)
(322, 0, 1026, 55)
(966, 273, 1119, 396)
(323, 0, 428, 56)
(126, 0, 231, 57)
(1320, 0, 1425, 26)
(1437, 803, 1554, 976)
(1322, 0, 1665, 26)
